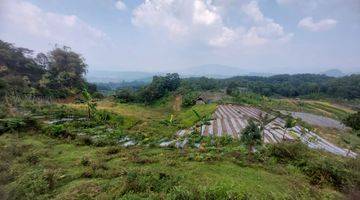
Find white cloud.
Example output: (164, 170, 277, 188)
(0, 0, 106, 51)
(242, 1, 264, 22)
(298, 17, 337, 32)
(115, 0, 127, 11)
(276, 0, 296, 5)
(209, 27, 237, 47)
(132, 0, 292, 47)
(192, 0, 220, 25)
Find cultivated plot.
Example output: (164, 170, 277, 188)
(177, 105, 357, 158)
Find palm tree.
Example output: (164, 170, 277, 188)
(241, 120, 262, 159)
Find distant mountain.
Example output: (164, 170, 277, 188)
(180, 64, 246, 78)
(246, 72, 274, 77)
(86, 70, 154, 83)
(321, 69, 346, 77)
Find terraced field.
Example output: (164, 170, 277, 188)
(177, 104, 357, 158)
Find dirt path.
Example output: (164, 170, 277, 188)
(173, 95, 182, 112)
(288, 112, 346, 130)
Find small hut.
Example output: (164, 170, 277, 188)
(195, 97, 206, 105)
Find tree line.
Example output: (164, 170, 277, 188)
(180, 74, 360, 99)
(114, 73, 180, 104)
(0, 40, 97, 100)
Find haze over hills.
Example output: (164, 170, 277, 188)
(87, 65, 353, 83)
(321, 69, 346, 77)
(87, 64, 270, 83)
(178, 64, 248, 78)
(86, 70, 154, 83)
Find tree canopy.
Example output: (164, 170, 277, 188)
(0, 40, 93, 99)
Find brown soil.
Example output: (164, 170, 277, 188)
(172, 95, 182, 112)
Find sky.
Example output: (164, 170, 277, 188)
(0, 0, 360, 74)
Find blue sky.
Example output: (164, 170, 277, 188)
(0, 0, 359, 73)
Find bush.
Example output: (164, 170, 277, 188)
(169, 186, 197, 200)
(203, 186, 241, 200)
(95, 110, 124, 127)
(26, 154, 40, 165)
(44, 124, 75, 139)
(182, 91, 200, 107)
(0, 104, 8, 118)
(266, 142, 357, 189)
(43, 104, 86, 119)
(343, 111, 360, 130)
(114, 88, 136, 103)
(7, 169, 51, 200)
(106, 147, 121, 155)
(0, 116, 40, 134)
(267, 142, 309, 163)
(77, 135, 93, 146)
(303, 157, 349, 188)
(122, 171, 180, 195)
(81, 157, 91, 166)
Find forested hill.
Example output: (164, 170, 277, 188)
(180, 74, 360, 99)
(224, 74, 360, 98)
(1, 39, 359, 101)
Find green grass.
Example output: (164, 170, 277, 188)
(1, 98, 357, 199)
(177, 104, 217, 128)
(0, 133, 343, 199)
(67, 100, 216, 142)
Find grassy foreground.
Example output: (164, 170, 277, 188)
(0, 99, 359, 199)
(0, 133, 342, 200)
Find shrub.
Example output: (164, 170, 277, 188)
(7, 169, 51, 200)
(77, 135, 93, 146)
(81, 157, 91, 166)
(169, 186, 197, 200)
(114, 88, 136, 103)
(0, 116, 40, 134)
(26, 154, 40, 165)
(106, 147, 121, 155)
(0, 104, 8, 118)
(43, 169, 57, 190)
(45, 124, 75, 139)
(81, 170, 93, 178)
(267, 142, 309, 163)
(303, 157, 349, 188)
(91, 160, 108, 171)
(343, 111, 360, 130)
(95, 110, 124, 127)
(122, 171, 180, 195)
(53, 105, 85, 119)
(203, 186, 241, 200)
(182, 91, 200, 107)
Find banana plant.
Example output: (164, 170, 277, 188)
(284, 116, 296, 140)
(192, 109, 212, 134)
(161, 114, 176, 126)
(82, 88, 97, 120)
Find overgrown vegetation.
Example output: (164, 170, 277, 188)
(1, 39, 359, 199)
(343, 111, 360, 131)
(114, 73, 180, 104)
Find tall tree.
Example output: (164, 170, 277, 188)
(42, 46, 88, 98)
(0, 40, 44, 96)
